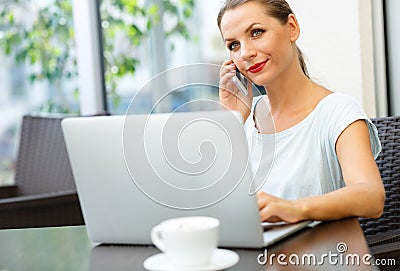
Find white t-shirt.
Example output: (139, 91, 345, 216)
(244, 92, 381, 200)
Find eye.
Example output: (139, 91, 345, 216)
(227, 41, 240, 51)
(251, 29, 265, 37)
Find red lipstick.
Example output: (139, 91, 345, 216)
(248, 61, 267, 73)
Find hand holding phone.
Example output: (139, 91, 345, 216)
(232, 70, 248, 96)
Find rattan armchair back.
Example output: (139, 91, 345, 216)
(360, 115, 400, 270)
(0, 115, 84, 229)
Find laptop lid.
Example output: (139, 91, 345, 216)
(62, 111, 310, 248)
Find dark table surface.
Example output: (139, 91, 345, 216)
(0, 217, 380, 270)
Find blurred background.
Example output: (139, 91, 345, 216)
(0, 0, 399, 186)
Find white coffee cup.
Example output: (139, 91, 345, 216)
(151, 216, 220, 267)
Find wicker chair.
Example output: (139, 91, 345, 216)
(0, 115, 84, 229)
(360, 115, 400, 270)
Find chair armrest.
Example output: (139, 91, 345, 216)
(369, 240, 400, 259)
(0, 185, 19, 199)
(0, 189, 79, 210)
(366, 229, 400, 247)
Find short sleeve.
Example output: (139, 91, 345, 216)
(325, 93, 381, 159)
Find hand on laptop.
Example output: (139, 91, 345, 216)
(256, 191, 303, 223)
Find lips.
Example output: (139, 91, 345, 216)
(248, 61, 267, 73)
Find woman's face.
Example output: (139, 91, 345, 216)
(220, 1, 299, 86)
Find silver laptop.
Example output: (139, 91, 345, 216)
(62, 110, 313, 248)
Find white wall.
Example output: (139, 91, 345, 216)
(287, 0, 376, 116)
(385, 0, 400, 115)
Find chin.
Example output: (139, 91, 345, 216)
(252, 77, 270, 87)
(253, 71, 280, 87)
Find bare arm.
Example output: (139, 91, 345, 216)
(258, 120, 385, 222)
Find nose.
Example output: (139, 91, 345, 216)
(240, 41, 256, 61)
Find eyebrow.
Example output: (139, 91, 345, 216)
(224, 23, 261, 42)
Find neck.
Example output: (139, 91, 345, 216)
(264, 64, 314, 114)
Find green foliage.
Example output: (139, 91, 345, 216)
(0, 0, 195, 113)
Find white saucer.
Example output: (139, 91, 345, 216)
(143, 249, 239, 271)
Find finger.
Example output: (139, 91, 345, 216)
(220, 59, 236, 73)
(219, 72, 238, 96)
(220, 66, 236, 82)
(257, 197, 265, 210)
(220, 69, 236, 86)
(221, 59, 234, 68)
(256, 191, 271, 201)
(259, 204, 283, 222)
(264, 216, 284, 223)
(256, 191, 265, 197)
(257, 194, 284, 222)
(256, 192, 270, 210)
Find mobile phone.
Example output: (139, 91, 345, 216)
(231, 68, 266, 96)
(232, 69, 249, 96)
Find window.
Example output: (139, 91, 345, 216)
(0, 0, 78, 185)
(96, 0, 227, 115)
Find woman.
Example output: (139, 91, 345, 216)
(217, 0, 385, 223)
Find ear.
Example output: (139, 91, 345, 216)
(287, 14, 300, 42)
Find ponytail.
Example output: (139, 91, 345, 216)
(296, 45, 309, 78)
